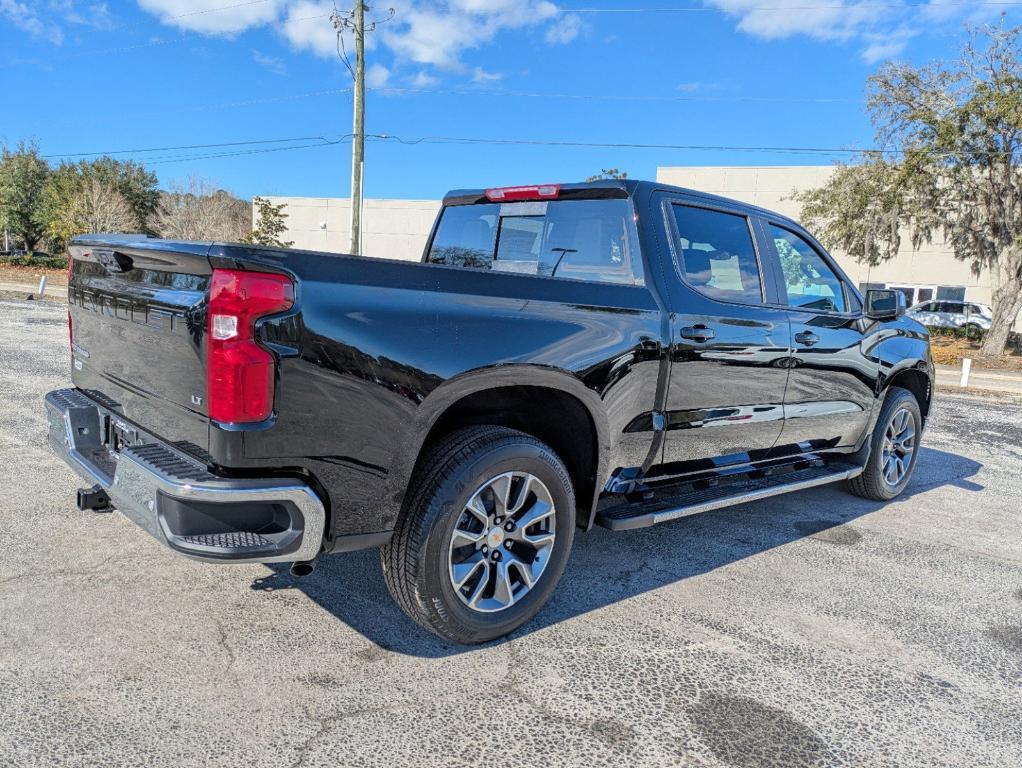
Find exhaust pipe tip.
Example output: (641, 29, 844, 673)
(290, 559, 318, 578)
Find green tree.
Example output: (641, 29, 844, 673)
(796, 25, 1022, 355)
(40, 157, 159, 252)
(244, 196, 293, 248)
(0, 141, 50, 252)
(586, 168, 628, 181)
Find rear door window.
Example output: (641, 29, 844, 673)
(427, 198, 644, 286)
(669, 204, 763, 304)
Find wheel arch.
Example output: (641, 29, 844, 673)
(885, 364, 933, 422)
(386, 366, 612, 531)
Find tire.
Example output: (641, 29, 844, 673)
(846, 386, 922, 501)
(381, 426, 576, 644)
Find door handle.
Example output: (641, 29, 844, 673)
(794, 331, 820, 347)
(680, 325, 715, 342)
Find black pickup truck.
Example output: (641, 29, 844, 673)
(46, 180, 933, 643)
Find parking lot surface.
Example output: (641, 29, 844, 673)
(1, 295, 1020, 768)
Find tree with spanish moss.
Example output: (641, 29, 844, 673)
(796, 25, 1022, 355)
(585, 168, 628, 182)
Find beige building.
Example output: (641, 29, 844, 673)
(263, 165, 1009, 319)
(260, 195, 440, 262)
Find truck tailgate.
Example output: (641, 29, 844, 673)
(68, 238, 212, 459)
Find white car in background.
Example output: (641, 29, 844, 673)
(907, 300, 993, 331)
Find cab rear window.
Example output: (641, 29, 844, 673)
(426, 199, 644, 286)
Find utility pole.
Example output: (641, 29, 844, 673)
(349, 0, 365, 256)
(332, 4, 394, 256)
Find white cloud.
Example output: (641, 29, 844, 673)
(137, 0, 285, 36)
(382, 0, 560, 71)
(130, 1, 584, 85)
(545, 12, 580, 44)
(410, 70, 439, 87)
(280, 0, 335, 56)
(676, 81, 727, 93)
(706, 0, 995, 61)
(50, 1, 114, 30)
(252, 48, 286, 73)
(706, 0, 875, 43)
(920, 0, 971, 23)
(861, 28, 916, 63)
(367, 62, 390, 86)
(470, 66, 502, 83)
(2, 0, 64, 44)
(279, 0, 381, 59)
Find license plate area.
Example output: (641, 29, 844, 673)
(108, 416, 141, 454)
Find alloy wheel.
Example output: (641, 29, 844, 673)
(881, 407, 916, 487)
(447, 471, 556, 613)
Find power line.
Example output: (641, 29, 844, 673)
(560, 2, 1022, 10)
(140, 138, 354, 166)
(161, 0, 274, 21)
(42, 136, 340, 159)
(374, 133, 1022, 157)
(371, 85, 857, 104)
(43, 130, 1022, 162)
(372, 134, 875, 155)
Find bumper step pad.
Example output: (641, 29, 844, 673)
(125, 443, 217, 484)
(177, 531, 276, 550)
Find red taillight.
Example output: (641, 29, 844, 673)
(484, 184, 561, 202)
(206, 268, 294, 424)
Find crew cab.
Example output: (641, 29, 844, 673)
(45, 180, 933, 643)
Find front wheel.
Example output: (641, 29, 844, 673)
(381, 426, 576, 644)
(846, 386, 922, 501)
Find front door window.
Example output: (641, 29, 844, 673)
(771, 225, 846, 313)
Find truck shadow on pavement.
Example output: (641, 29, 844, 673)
(249, 446, 982, 658)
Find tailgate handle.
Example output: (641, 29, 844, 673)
(95, 249, 134, 273)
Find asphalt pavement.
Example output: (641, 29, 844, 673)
(1, 296, 1020, 768)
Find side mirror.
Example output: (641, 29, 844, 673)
(865, 289, 906, 321)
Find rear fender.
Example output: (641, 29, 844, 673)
(384, 365, 612, 525)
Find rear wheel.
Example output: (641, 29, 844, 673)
(381, 426, 576, 644)
(846, 386, 922, 501)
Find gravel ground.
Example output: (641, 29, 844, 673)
(1, 297, 1020, 768)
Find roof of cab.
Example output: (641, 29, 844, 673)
(442, 178, 801, 229)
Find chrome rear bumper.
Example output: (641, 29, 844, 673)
(45, 388, 326, 564)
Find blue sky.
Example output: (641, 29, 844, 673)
(1, 1, 1016, 199)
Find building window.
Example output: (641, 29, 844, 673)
(858, 282, 964, 308)
(936, 286, 967, 302)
